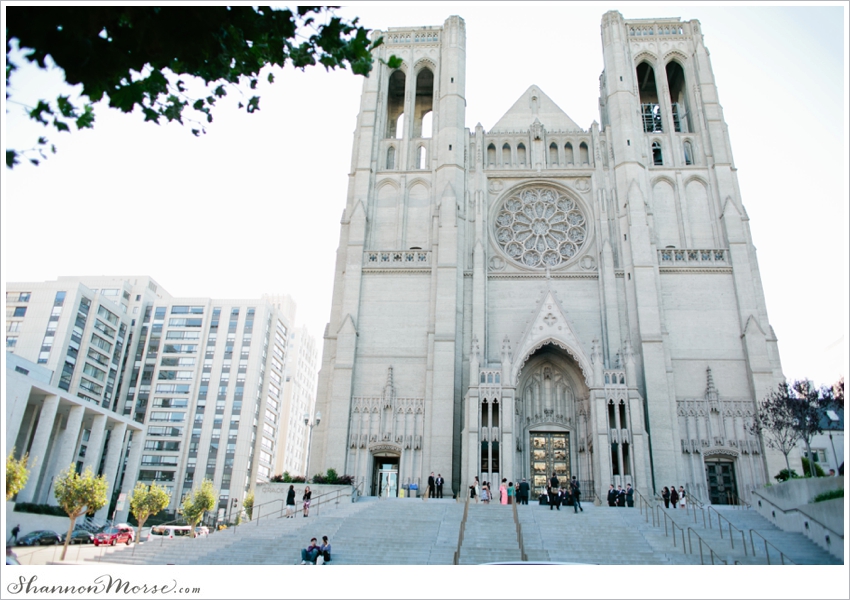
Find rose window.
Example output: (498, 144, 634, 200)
(493, 187, 588, 268)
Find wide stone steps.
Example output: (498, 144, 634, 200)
(457, 503, 522, 564)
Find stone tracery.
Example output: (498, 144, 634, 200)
(494, 186, 588, 269)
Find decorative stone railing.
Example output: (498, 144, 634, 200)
(365, 251, 431, 267)
(658, 249, 727, 266)
(628, 23, 685, 37)
(386, 32, 440, 44)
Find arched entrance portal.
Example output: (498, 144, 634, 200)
(704, 456, 739, 505)
(370, 446, 401, 497)
(515, 344, 591, 498)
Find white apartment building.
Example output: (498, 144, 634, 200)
(6, 277, 317, 521)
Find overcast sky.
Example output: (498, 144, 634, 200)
(3, 3, 847, 388)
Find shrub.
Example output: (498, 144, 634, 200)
(813, 489, 844, 503)
(801, 457, 825, 478)
(13, 502, 67, 517)
(774, 469, 800, 482)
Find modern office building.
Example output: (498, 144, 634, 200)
(6, 278, 316, 521)
(311, 12, 789, 503)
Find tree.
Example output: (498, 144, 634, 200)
(5, 449, 31, 501)
(748, 382, 804, 478)
(243, 491, 255, 521)
(129, 482, 171, 545)
(834, 377, 844, 407)
(181, 478, 217, 538)
(6, 6, 400, 167)
(53, 464, 108, 561)
(788, 379, 836, 478)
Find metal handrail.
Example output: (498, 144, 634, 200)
(686, 527, 728, 565)
(636, 490, 658, 527)
(253, 486, 349, 524)
(657, 509, 687, 553)
(749, 529, 796, 565)
(751, 491, 841, 539)
(512, 496, 527, 562)
(725, 491, 751, 509)
(706, 506, 747, 555)
(453, 496, 470, 565)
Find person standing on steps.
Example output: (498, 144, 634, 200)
(616, 485, 626, 507)
(662, 486, 671, 509)
(435, 473, 444, 498)
(548, 473, 560, 510)
(670, 486, 679, 509)
(607, 484, 617, 507)
(302, 486, 312, 517)
(626, 483, 634, 508)
(507, 481, 515, 505)
(570, 476, 583, 513)
(427, 472, 436, 499)
(518, 478, 530, 505)
(678, 486, 687, 509)
(500, 479, 508, 505)
(286, 485, 296, 518)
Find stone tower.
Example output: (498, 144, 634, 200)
(311, 12, 785, 504)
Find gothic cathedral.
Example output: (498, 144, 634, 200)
(311, 12, 786, 505)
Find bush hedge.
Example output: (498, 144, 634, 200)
(813, 488, 843, 503)
(13, 502, 67, 517)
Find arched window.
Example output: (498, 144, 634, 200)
(579, 142, 590, 165)
(487, 144, 496, 166)
(414, 68, 434, 137)
(502, 143, 511, 166)
(652, 141, 663, 166)
(549, 142, 558, 166)
(386, 146, 395, 170)
(517, 143, 527, 166)
(386, 70, 406, 139)
(564, 142, 574, 165)
(418, 146, 427, 169)
(683, 140, 694, 165)
(481, 399, 489, 427)
(666, 61, 691, 133)
(420, 111, 433, 138)
(636, 61, 662, 132)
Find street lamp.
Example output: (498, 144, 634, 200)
(303, 410, 322, 483)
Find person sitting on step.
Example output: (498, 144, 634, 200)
(319, 535, 332, 564)
(300, 537, 320, 565)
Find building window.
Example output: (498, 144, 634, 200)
(13, 306, 27, 317)
(652, 141, 663, 165)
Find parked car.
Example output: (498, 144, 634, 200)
(61, 530, 95, 545)
(147, 525, 193, 540)
(16, 530, 61, 546)
(93, 527, 133, 546)
(194, 526, 209, 537)
(113, 523, 135, 542)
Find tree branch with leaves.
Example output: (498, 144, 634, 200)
(129, 482, 171, 546)
(6, 6, 400, 167)
(181, 478, 217, 537)
(6, 449, 31, 501)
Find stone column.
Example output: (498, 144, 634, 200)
(47, 405, 85, 506)
(94, 421, 127, 521)
(82, 413, 107, 473)
(15, 395, 60, 503)
(114, 428, 144, 522)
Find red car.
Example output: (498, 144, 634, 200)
(93, 527, 133, 546)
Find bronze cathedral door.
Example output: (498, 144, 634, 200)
(530, 432, 570, 498)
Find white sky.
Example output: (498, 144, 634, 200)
(3, 3, 848, 392)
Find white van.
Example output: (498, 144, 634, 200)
(147, 525, 193, 541)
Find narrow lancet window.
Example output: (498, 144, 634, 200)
(565, 142, 574, 164)
(386, 70, 406, 139)
(666, 61, 691, 133)
(652, 141, 663, 165)
(549, 142, 558, 165)
(414, 68, 434, 138)
(636, 62, 662, 132)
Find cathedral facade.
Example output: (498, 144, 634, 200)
(311, 12, 786, 504)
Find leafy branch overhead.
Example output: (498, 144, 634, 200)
(6, 6, 401, 167)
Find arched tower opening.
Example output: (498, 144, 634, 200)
(386, 70, 406, 139)
(636, 61, 662, 132)
(665, 61, 692, 133)
(413, 68, 434, 138)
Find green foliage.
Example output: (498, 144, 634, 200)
(13, 502, 67, 517)
(129, 482, 171, 543)
(53, 464, 108, 561)
(774, 469, 800, 482)
(6, 6, 395, 167)
(243, 491, 254, 520)
(6, 449, 31, 500)
(800, 457, 826, 478)
(310, 468, 354, 485)
(813, 488, 843, 503)
(181, 479, 217, 536)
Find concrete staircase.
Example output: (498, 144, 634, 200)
(90, 496, 841, 566)
(456, 503, 522, 564)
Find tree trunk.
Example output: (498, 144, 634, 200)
(804, 439, 817, 477)
(783, 452, 791, 480)
(60, 514, 78, 561)
(136, 516, 146, 548)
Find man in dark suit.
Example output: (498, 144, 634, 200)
(570, 476, 583, 513)
(435, 474, 444, 498)
(616, 485, 626, 507)
(427, 472, 436, 499)
(607, 484, 617, 507)
(518, 478, 530, 505)
(549, 473, 560, 510)
(626, 483, 635, 507)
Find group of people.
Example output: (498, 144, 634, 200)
(285, 485, 313, 518)
(544, 474, 584, 513)
(468, 477, 531, 505)
(661, 486, 688, 509)
(606, 483, 635, 507)
(426, 472, 445, 498)
(300, 535, 332, 565)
